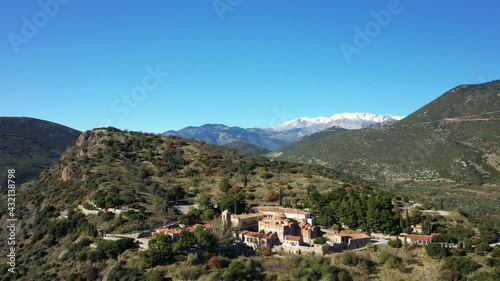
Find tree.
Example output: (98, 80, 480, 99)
(426, 243, 449, 259)
(148, 234, 173, 266)
(84, 265, 99, 281)
(442, 256, 480, 275)
(266, 190, 279, 202)
(223, 260, 247, 281)
(279, 187, 283, 206)
(219, 178, 231, 193)
(208, 256, 224, 269)
(173, 229, 196, 252)
(166, 185, 186, 204)
(219, 192, 246, 215)
(203, 209, 216, 220)
(198, 193, 212, 210)
(194, 226, 218, 250)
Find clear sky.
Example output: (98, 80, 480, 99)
(1, 0, 499, 133)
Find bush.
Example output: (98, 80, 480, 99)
(425, 243, 449, 259)
(203, 209, 216, 220)
(442, 256, 480, 275)
(339, 251, 362, 266)
(219, 178, 231, 193)
(475, 242, 492, 256)
(388, 238, 403, 248)
(208, 256, 224, 269)
(491, 247, 500, 258)
(174, 266, 204, 280)
(314, 236, 328, 245)
(384, 255, 403, 269)
(223, 261, 247, 281)
(485, 257, 500, 267)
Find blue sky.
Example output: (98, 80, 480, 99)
(1, 0, 499, 133)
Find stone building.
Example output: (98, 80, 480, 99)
(230, 213, 266, 231)
(331, 232, 371, 250)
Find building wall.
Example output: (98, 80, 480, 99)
(231, 214, 265, 231)
(346, 238, 371, 250)
(258, 220, 297, 242)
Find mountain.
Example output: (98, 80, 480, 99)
(223, 141, 271, 156)
(275, 80, 500, 217)
(0, 117, 81, 188)
(163, 113, 402, 151)
(273, 113, 403, 132)
(164, 124, 291, 151)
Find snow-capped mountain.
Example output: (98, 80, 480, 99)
(273, 113, 404, 131)
(163, 113, 404, 151)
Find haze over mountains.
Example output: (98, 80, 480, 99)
(164, 113, 403, 151)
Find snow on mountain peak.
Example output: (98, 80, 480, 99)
(273, 113, 404, 132)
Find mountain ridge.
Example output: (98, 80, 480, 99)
(164, 113, 402, 151)
(0, 117, 81, 187)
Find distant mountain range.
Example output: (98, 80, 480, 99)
(163, 113, 403, 151)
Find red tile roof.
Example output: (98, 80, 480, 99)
(285, 236, 302, 242)
(254, 207, 311, 215)
(405, 234, 436, 242)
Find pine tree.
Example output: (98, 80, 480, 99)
(279, 187, 283, 206)
(405, 208, 410, 228)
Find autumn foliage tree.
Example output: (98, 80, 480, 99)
(208, 256, 224, 269)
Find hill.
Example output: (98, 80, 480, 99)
(275, 80, 500, 217)
(222, 141, 271, 156)
(0, 127, 365, 279)
(0, 117, 81, 188)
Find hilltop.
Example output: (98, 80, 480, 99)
(0, 127, 365, 279)
(0, 117, 81, 187)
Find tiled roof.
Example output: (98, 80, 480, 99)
(333, 232, 370, 239)
(254, 207, 311, 215)
(285, 236, 302, 241)
(241, 230, 271, 240)
(405, 234, 436, 242)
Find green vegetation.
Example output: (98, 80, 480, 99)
(2, 125, 499, 280)
(306, 187, 401, 234)
(223, 141, 271, 156)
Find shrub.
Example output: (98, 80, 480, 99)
(174, 266, 204, 280)
(491, 247, 500, 258)
(208, 256, 224, 269)
(425, 243, 449, 259)
(442, 256, 480, 275)
(219, 178, 231, 193)
(388, 238, 403, 248)
(339, 251, 362, 266)
(203, 209, 216, 220)
(314, 236, 328, 245)
(475, 242, 492, 256)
